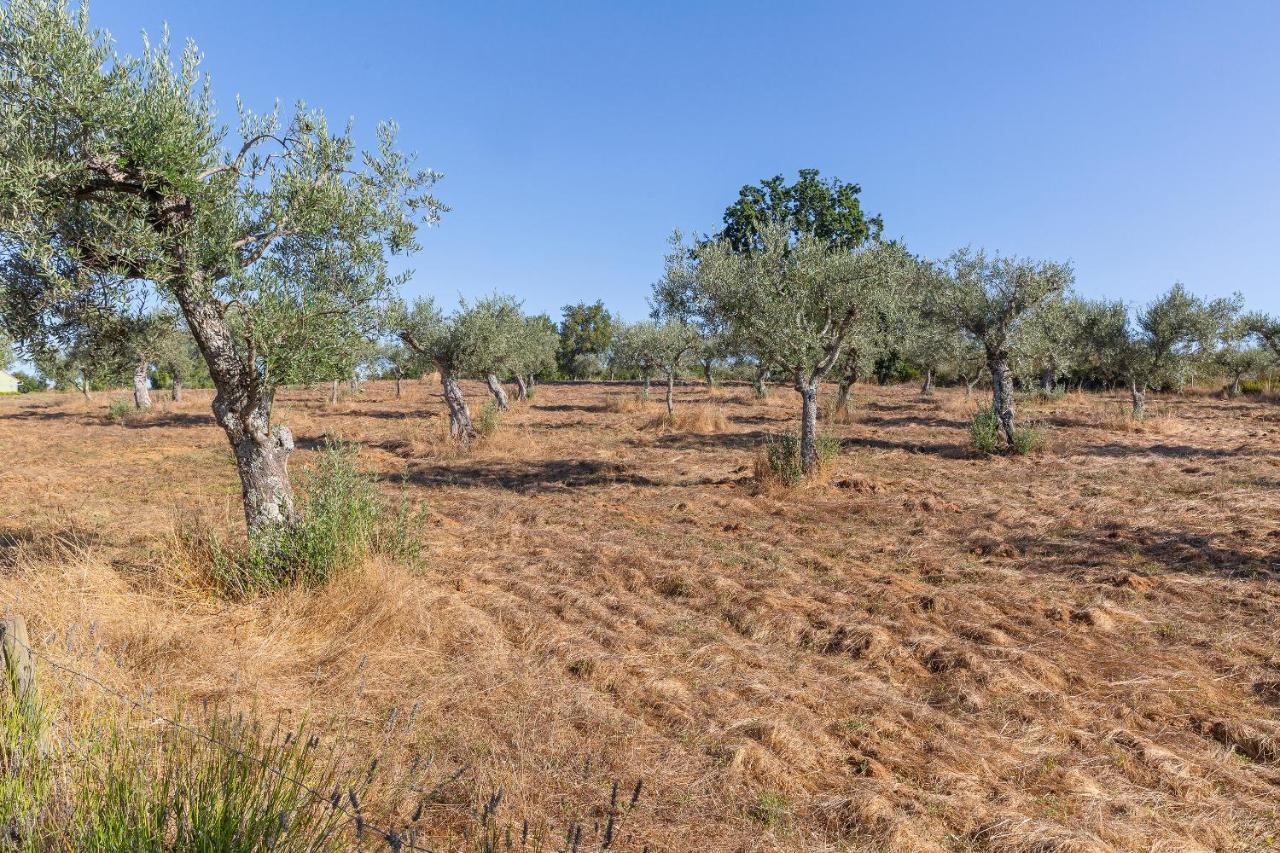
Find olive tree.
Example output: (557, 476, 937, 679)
(925, 249, 1074, 447)
(691, 223, 913, 472)
(1064, 298, 1128, 391)
(456, 294, 525, 410)
(1013, 296, 1079, 394)
(508, 314, 557, 399)
(1213, 317, 1271, 397)
(652, 321, 701, 416)
(611, 321, 663, 398)
(0, 0, 444, 536)
(398, 298, 476, 444)
(1123, 284, 1238, 419)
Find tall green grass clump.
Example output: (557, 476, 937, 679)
(756, 431, 840, 487)
(1011, 421, 1050, 455)
(190, 442, 424, 597)
(107, 398, 129, 423)
(69, 715, 352, 851)
(475, 401, 501, 437)
(2, 692, 359, 850)
(969, 410, 1000, 455)
(0, 656, 50, 846)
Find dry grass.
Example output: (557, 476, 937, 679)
(647, 403, 728, 434)
(3, 379, 1280, 850)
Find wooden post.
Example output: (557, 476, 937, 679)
(0, 615, 35, 705)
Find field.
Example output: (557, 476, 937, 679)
(2, 380, 1278, 851)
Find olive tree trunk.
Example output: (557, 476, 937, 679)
(514, 374, 528, 401)
(175, 286, 299, 535)
(1229, 375, 1242, 398)
(754, 367, 770, 399)
(1130, 379, 1146, 420)
(329, 379, 339, 405)
(665, 371, 676, 416)
(1039, 366, 1054, 394)
(394, 370, 403, 399)
(486, 373, 510, 410)
(798, 377, 820, 473)
(441, 369, 476, 444)
(989, 356, 1016, 447)
(920, 367, 934, 396)
(132, 358, 152, 410)
(642, 373, 651, 400)
(79, 372, 92, 402)
(171, 376, 183, 402)
(702, 361, 714, 387)
(835, 380, 853, 418)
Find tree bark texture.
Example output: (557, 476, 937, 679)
(514, 374, 527, 401)
(798, 378, 820, 473)
(175, 284, 298, 534)
(989, 356, 1016, 447)
(486, 373, 510, 410)
(171, 376, 183, 402)
(665, 371, 676, 416)
(1131, 379, 1146, 421)
(133, 358, 152, 410)
(441, 370, 476, 444)
(920, 367, 934, 396)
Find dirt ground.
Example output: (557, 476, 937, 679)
(2, 379, 1278, 851)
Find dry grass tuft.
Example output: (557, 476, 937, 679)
(647, 403, 727, 434)
(604, 391, 654, 414)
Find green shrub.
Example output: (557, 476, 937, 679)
(757, 430, 841, 486)
(68, 715, 353, 851)
(2, 686, 358, 851)
(1239, 379, 1267, 395)
(193, 442, 423, 597)
(107, 398, 129, 423)
(969, 410, 1000, 455)
(475, 402, 501, 437)
(1011, 421, 1050, 455)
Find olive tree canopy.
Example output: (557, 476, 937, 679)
(924, 248, 1073, 446)
(0, 0, 445, 536)
(688, 223, 914, 472)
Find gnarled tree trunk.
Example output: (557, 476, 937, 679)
(329, 379, 339, 405)
(486, 373, 510, 410)
(989, 355, 1016, 447)
(665, 371, 676, 416)
(514, 374, 528, 401)
(798, 377, 820, 473)
(132, 358, 152, 410)
(835, 380, 853, 418)
(79, 372, 92, 402)
(1130, 379, 1146, 421)
(642, 373, 651, 400)
(171, 376, 183, 402)
(702, 360, 714, 387)
(176, 285, 298, 535)
(920, 367, 934, 396)
(754, 367, 770, 399)
(1039, 366, 1054, 394)
(441, 369, 476, 444)
(395, 369, 403, 399)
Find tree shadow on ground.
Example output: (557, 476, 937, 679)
(840, 435, 972, 459)
(0, 525, 106, 569)
(857, 414, 969, 430)
(392, 458, 663, 492)
(1076, 442, 1262, 460)
(1006, 523, 1279, 582)
(623, 430, 767, 452)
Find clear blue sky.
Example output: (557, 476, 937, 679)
(94, 1, 1280, 322)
